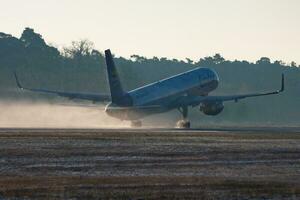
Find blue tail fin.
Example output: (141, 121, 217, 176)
(105, 49, 132, 106)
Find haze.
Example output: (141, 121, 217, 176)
(1, 0, 299, 63)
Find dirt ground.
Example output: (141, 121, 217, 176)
(0, 128, 299, 199)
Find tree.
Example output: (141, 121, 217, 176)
(197, 56, 214, 66)
(256, 57, 271, 65)
(212, 53, 225, 64)
(160, 57, 168, 62)
(130, 55, 146, 63)
(20, 27, 46, 47)
(291, 61, 297, 67)
(152, 56, 159, 62)
(63, 39, 94, 59)
(91, 49, 102, 59)
(0, 32, 12, 39)
(274, 60, 285, 66)
(185, 58, 193, 64)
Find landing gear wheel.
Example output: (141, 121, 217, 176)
(176, 120, 191, 129)
(131, 120, 142, 128)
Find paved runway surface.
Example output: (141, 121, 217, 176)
(0, 128, 299, 199)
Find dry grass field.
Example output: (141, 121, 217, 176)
(0, 128, 299, 199)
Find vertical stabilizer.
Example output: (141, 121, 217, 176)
(105, 49, 131, 105)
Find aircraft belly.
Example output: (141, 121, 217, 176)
(118, 107, 170, 121)
(106, 103, 170, 121)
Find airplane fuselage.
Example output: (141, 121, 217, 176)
(105, 67, 219, 120)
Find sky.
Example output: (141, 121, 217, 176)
(1, 0, 299, 63)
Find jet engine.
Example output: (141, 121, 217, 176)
(200, 101, 224, 116)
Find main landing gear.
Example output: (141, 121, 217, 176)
(131, 120, 142, 128)
(176, 106, 191, 129)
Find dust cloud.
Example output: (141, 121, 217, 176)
(0, 101, 130, 128)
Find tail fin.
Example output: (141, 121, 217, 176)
(105, 49, 130, 105)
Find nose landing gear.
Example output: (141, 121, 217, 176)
(176, 120, 191, 129)
(176, 106, 191, 129)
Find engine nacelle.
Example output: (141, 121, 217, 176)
(200, 101, 224, 116)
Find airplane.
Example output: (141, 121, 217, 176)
(14, 49, 285, 128)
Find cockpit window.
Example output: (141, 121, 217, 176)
(198, 69, 215, 81)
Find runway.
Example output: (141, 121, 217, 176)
(0, 128, 299, 199)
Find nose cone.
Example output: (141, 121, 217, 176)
(207, 68, 219, 82)
(206, 68, 219, 90)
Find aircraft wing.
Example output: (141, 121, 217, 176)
(183, 74, 285, 106)
(14, 72, 111, 102)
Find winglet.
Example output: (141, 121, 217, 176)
(14, 71, 23, 89)
(280, 73, 285, 92)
